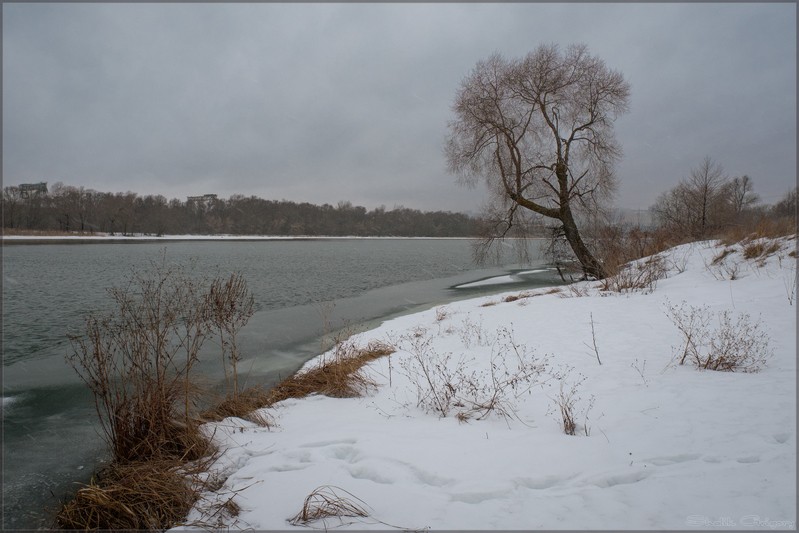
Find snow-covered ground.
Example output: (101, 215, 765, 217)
(178, 238, 797, 531)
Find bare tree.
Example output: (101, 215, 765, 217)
(446, 43, 631, 279)
(687, 156, 729, 237)
(727, 174, 759, 215)
(651, 156, 732, 239)
(771, 187, 797, 219)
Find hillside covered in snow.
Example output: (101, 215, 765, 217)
(178, 237, 797, 531)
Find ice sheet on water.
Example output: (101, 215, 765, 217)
(455, 269, 551, 288)
(2, 396, 18, 414)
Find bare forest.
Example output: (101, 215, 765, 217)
(1, 184, 477, 237)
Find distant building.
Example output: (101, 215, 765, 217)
(19, 182, 48, 199)
(187, 194, 218, 207)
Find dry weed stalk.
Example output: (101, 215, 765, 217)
(584, 313, 602, 365)
(549, 371, 594, 436)
(630, 358, 649, 386)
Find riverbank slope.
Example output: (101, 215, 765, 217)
(177, 237, 797, 530)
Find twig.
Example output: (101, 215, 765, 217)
(584, 313, 602, 365)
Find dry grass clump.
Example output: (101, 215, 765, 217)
(56, 459, 203, 530)
(742, 240, 782, 260)
(288, 485, 371, 527)
(266, 341, 395, 405)
(203, 385, 274, 427)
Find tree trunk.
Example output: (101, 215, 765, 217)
(560, 205, 607, 279)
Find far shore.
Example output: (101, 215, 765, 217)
(0, 233, 477, 245)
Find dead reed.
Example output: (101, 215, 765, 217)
(55, 459, 204, 530)
(288, 485, 371, 526)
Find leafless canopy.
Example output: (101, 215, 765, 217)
(446, 43, 630, 278)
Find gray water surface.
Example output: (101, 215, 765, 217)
(2, 238, 557, 529)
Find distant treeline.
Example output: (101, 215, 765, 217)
(1, 183, 478, 237)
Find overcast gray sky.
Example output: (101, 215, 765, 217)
(3, 3, 796, 213)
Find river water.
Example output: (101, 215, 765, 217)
(1, 238, 557, 529)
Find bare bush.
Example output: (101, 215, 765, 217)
(67, 257, 215, 462)
(456, 315, 490, 348)
(62, 257, 259, 530)
(601, 254, 668, 294)
(665, 301, 772, 372)
(206, 273, 255, 400)
(397, 327, 549, 422)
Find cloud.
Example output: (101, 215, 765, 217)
(3, 3, 795, 211)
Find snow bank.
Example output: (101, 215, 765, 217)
(177, 238, 797, 531)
